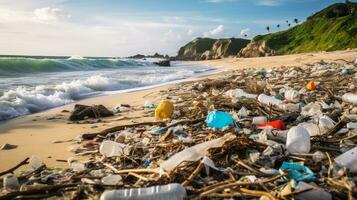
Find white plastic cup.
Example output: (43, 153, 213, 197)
(286, 126, 311, 154)
(342, 93, 357, 104)
(100, 140, 130, 157)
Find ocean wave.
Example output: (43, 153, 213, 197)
(0, 57, 151, 76)
(0, 65, 215, 121)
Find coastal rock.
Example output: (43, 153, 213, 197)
(154, 60, 170, 67)
(177, 37, 250, 61)
(1, 143, 18, 150)
(69, 104, 114, 121)
(237, 41, 276, 58)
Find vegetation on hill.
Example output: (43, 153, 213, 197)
(254, 2, 357, 54)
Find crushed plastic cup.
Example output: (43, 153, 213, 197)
(341, 93, 357, 104)
(286, 126, 310, 154)
(334, 146, 357, 173)
(258, 120, 285, 130)
(301, 102, 322, 116)
(258, 94, 282, 107)
(306, 81, 316, 90)
(100, 140, 130, 157)
(100, 183, 186, 200)
(101, 174, 123, 185)
(318, 115, 335, 134)
(3, 174, 20, 191)
(205, 111, 234, 129)
(299, 122, 321, 136)
(29, 155, 43, 169)
(237, 106, 249, 117)
(252, 116, 267, 125)
(155, 100, 174, 120)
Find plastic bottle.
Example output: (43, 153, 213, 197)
(99, 140, 130, 157)
(225, 89, 257, 99)
(100, 183, 186, 200)
(286, 126, 310, 154)
(284, 89, 299, 100)
(155, 100, 174, 120)
(342, 93, 357, 104)
(334, 147, 357, 173)
(318, 115, 335, 134)
(160, 133, 236, 172)
(29, 155, 43, 169)
(3, 174, 20, 191)
(258, 94, 282, 107)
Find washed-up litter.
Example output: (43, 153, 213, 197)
(1, 60, 356, 199)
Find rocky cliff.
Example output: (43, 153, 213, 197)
(177, 38, 250, 60)
(237, 41, 276, 58)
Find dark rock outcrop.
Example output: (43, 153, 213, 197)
(69, 104, 113, 121)
(154, 60, 170, 67)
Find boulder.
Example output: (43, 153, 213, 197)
(154, 60, 170, 67)
(69, 104, 114, 121)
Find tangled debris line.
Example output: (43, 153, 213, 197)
(1, 60, 357, 199)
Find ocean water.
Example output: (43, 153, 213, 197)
(0, 56, 217, 121)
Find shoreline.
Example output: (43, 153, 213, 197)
(0, 49, 356, 171)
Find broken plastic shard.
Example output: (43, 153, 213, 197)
(101, 174, 123, 185)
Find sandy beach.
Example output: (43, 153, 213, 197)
(1, 49, 356, 172)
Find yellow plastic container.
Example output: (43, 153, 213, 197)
(155, 100, 174, 120)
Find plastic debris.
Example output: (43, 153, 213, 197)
(155, 100, 174, 120)
(286, 126, 310, 154)
(280, 162, 315, 181)
(306, 81, 316, 90)
(205, 111, 234, 129)
(334, 147, 357, 173)
(258, 120, 285, 130)
(100, 183, 186, 200)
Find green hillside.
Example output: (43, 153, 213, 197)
(254, 2, 357, 54)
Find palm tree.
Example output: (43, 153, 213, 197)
(288, 23, 291, 27)
(286, 20, 289, 24)
(277, 24, 280, 30)
(266, 26, 270, 32)
(294, 18, 299, 24)
(244, 34, 248, 38)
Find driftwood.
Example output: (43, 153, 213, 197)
(0, 157, 29, 177)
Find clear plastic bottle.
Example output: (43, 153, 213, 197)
(100, 183, 186, 200)
(258, 94, 282, 107)
(3, 174, 20, 191)
(29, 155, 43, 169)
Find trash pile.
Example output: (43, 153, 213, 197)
(1, 60, 357, 199)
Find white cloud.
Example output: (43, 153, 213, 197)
(257, 0, 283, 6)
(240, 28, 251, 37)
(203, 25, 224, 37)
(33, 7, 70, 23)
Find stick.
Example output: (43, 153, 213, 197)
(82, 121, 166, 140)
(0, 157, 29, 177)
(0, 183, 77, 200)
(199, 173, 286, 197)
(182, 162, 204, 187)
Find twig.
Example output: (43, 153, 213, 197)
(182, 162, 204, 186)
(0, 157, 29, 177)
(82, 121, 166, 140)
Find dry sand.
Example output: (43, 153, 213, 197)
(0, 49, 356, 172)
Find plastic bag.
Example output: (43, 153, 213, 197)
(205, 111, 234, 129)
(155, 100, 174, 120)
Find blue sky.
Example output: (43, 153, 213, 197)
(0, 0, 348, 56)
